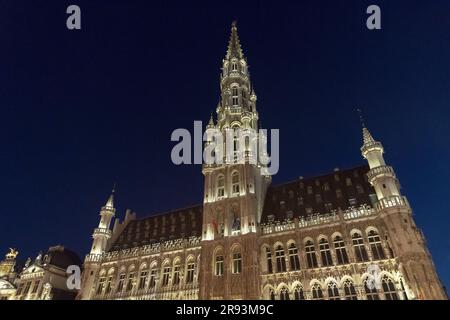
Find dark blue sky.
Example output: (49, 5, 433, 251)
(1, 0, 449, 289)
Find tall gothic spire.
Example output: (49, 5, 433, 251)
(105, 184, 115, 208)
(362, 127, 376, 145)
(225, 21, 244, 60)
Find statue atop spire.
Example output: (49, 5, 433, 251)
(226, 21, 244, 60)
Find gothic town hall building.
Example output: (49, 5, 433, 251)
(77, 23, 446, 300)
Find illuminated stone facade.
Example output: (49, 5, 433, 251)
(77, 23, 447, 301)
(0, 246, 81, 300)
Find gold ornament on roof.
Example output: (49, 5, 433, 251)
(6, 248, 18, 260)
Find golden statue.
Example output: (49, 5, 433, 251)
(5, 248, 18, 260)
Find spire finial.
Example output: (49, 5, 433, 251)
(357, 108, 365, 128)
(226, 21, 244, 60)
(105, 183, 115, 208)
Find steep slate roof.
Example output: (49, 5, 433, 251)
(261, 165, 375, 223)
(44, 246, 82, 269)
(111, 205, 203, 250)
(111, 165, 375, 249)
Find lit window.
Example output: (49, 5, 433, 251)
(126, 272, 135, 292)
(275, 245, 286, 272)
(215, 255, 224, 276)
(343, 280, 358, 300)
(116, 273, 125, 292)
(293, 285, 305, 300)
(232, 252, 242, 274)
(288, 243, 300, 271)
(368, 230, 385, 260)
(217, 175, 225, 198)
(352, 232, 369, 262)
(305, 240, 318, 268)
(31, 281, 40, 294)
(346, 177, 352, 186)
(336, 189, 342, 198)
(311, 283, 324, 300)
(319, 238, 333, 267)
(266, 247, 273, 274)
(349, 197, 357, 206)
(173, 264, 181, 285)
(333, 236, 349, 265)
(186, 262, 195, 283)
(307, 186, 313, 194)
(149, 268, 157, 288)
(162, 266, 171, 287)
(382, 276, 399, 300)
(232, 87, 239, 106)
(138, 270, 148, 290)
(231, 172, 240, 195)
(105, 275, 113, 294)
(327, 281, 340, 300)
(97, 277, 105, 295)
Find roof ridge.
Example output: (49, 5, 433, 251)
(269, 164, 369, 188)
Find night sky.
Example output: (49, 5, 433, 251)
(1, 1, 449, 290)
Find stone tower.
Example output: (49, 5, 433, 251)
(198, 22, 271, 299)
(361, 125, 447, 299)
(77, 188, 116, 300)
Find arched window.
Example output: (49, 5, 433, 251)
(116, 272, 126, 293)
(368, 230, 385, 260)
(97, 276, 106, 295)
(343, 279, 357, 300)
(327, 281, 340, 300)
(149, 265, 157, 288)
(186, 259, 195, 283)
(293, 285, 305, 300)
(105, 270, 114, 294)
(217, 175, 225, 198)
(382, 276, 399, 300)
(162, 263, 171, 287)
(126, 270, 135, 292)
(333, 235, 349, 265)
(173, 261, 181, 286)
(288, 243, 300, 271)
(138, 267, 148, 290)
(265, 247, 273, 274)
(280, 287, 290, 300)
(319, 238, 333, 266)
(231, 172, 240, 195)
(364, 278, 379, 300)
(232, 87, 239, 106)
(232, 252, 242, 274)
(305, 240, 318, 268)
(275, 245, 287, 272)
(311, 283, 324, 300)
(352, 232, 369, 262)
(231, 63, 238, 72)
(215, 253, 224, 276)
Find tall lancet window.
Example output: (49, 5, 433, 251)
(367, 230, 385, 260)
(232, 87, 239, 106)
(319, 238, 333, 267)
(352, 232, 369, 262)
(288, 243, 300, 271)
(275, 245, 286, 272)
(231, 171, 240, 195)
(305, 240, 318, 268)
(334, 235, 349, 265)
(217, 175, 225, 198)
